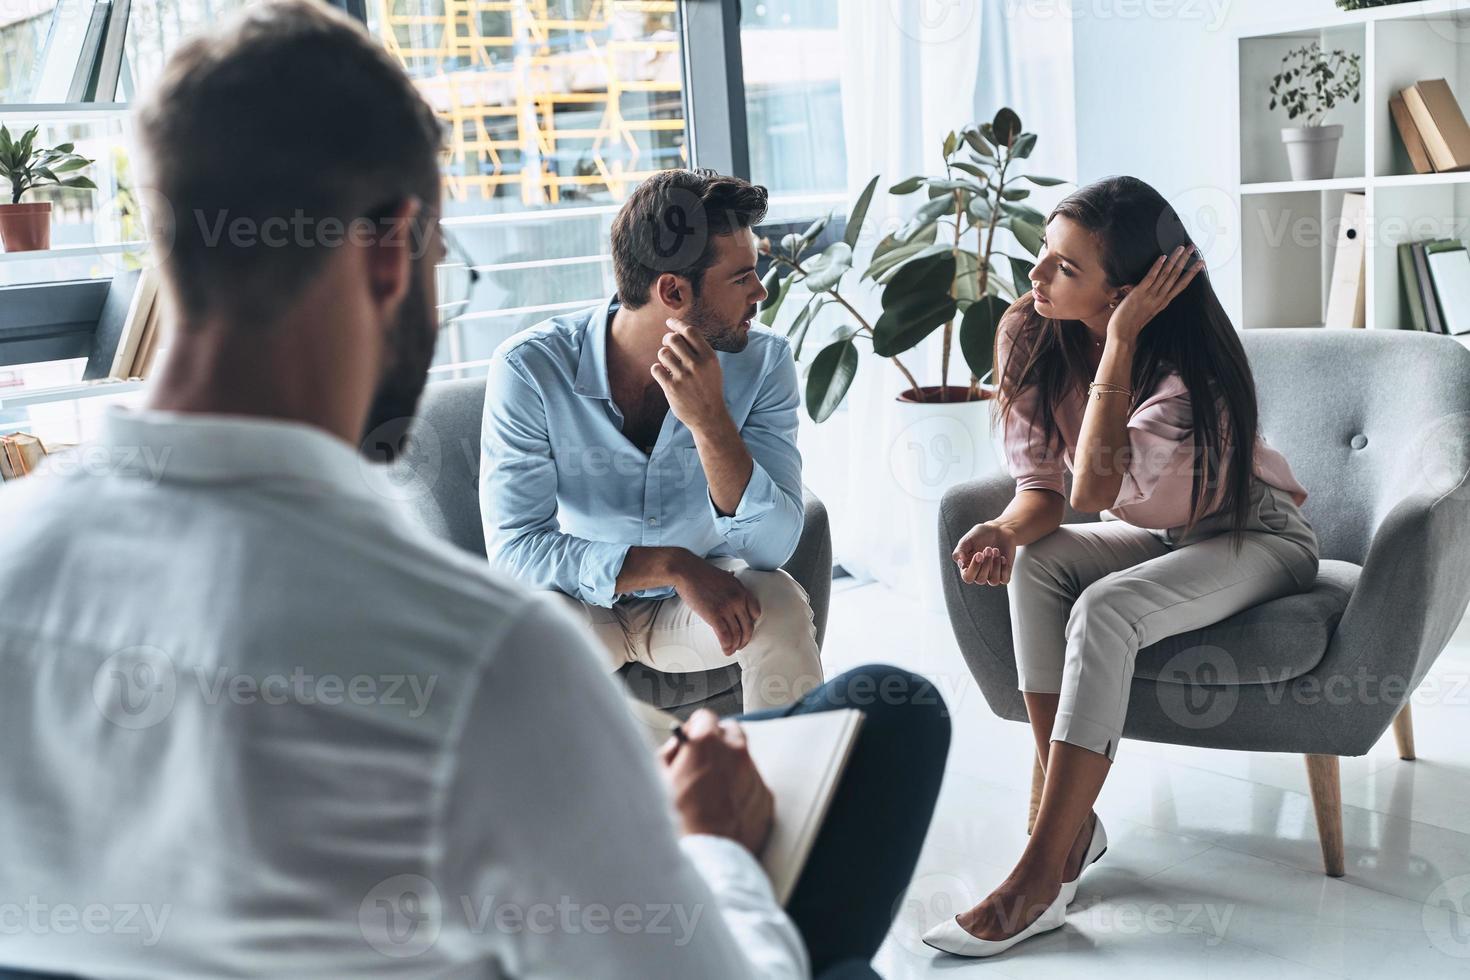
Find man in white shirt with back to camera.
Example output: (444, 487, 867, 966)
(0, 3, 949, 979)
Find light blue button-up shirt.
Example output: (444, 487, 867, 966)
(480, 295, 805, 608)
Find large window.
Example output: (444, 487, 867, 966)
(1, 1, 255, 289)
(740, 0, 846, 223)
(1, 1, 733, 443)
(365, 0, 688, 379)
(1, 0, 259, 444)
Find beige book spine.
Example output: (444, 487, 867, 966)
(1402, 80, 1470, 173)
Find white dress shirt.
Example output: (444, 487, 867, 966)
(0, 408, 807, 979)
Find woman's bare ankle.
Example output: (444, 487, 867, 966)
(1062, 810, 1099, 879)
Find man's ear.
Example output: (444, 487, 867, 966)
(654, 272, 693, 314)
(365, 196, 423, 317)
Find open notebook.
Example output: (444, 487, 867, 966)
(628, 698, 864, 905)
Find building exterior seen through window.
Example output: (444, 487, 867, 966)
(0, 0, 849, 442)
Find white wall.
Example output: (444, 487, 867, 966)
(1069, 0, 1348, 324)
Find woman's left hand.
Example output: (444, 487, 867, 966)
(1106, 245, 1206, 345)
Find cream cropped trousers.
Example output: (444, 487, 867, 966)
(1010, 477, 1320, 761)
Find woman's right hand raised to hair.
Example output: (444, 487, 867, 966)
(952, 522, 1018, 587)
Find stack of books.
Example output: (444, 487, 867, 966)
(1391, 79, 1470, 174)
(0, 432, 48, 481)
(1400, 239, 1470, 335)
(82, 267, 166, 382)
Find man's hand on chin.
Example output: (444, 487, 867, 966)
(650, 318, 731, 434)
(668, 551, 761, 655)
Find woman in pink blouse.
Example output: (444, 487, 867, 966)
(924, 176, 1319, 958)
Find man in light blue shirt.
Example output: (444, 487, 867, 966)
(480, 169, 823, 711)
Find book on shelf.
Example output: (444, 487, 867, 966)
(0, 432, 48, 482)
(1389, 92, 1435, 175)
(1401, 79, 1470, 174)
(1411, 241, 1446, 334)
(1325, 192, 1366, 329)
(82, 267, 165, 383)
(1425, 240, 1470, 336)
(82, 268, 140, 381)
(1400, 238, 1470, 335)
(110, 268, 159, 380)
(1399, 242, 1429, 331)
(131, 283, 164, 378)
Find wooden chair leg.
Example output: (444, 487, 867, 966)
(1304, 754, 1345, 877)
(1027, 754, 1044, 835)
(1392, 703, 1416, 760)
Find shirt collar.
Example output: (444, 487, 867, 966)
(573, 294, 620, 400)
(97, 406, 379, 500)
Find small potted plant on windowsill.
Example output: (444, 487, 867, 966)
(1268, 42, 1362, 181)
(0, 123, 97, 253)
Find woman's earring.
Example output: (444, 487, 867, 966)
(1108, 301, 1117, 309)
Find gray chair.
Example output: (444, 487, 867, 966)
(389, 376, 831, 719)
(937, 328, 1470, 877)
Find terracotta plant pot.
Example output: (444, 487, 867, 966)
(896, 384, 996, 404)
(0, 202, 53, 252)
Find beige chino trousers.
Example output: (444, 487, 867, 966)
(551, 557, 824, 713)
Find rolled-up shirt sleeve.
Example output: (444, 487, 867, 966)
(708, 339, 804, 569)
(480, 352, 629, 607)
(998, 312, 1067, 498)
(1108, 376, 1211, 528)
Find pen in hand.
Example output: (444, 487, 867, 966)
(659, 723, 689, 765)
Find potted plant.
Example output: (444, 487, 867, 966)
(1268, 42, 1361, 181)
(758, 106, 1065, 423)
(0, 124, 97, 252)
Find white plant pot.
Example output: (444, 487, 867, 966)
(1281, 124, 1343, 182)
(887, 387, 1008, 614)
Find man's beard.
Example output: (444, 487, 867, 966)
(687, 293, 757, 353)
(359, 268, 437, 462)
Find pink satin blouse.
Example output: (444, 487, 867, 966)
(996, 313, 1308, 530)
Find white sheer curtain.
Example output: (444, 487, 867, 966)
(796, 1, 1077, 598)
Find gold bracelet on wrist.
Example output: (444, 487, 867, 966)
(1088, 382, 1132, 401)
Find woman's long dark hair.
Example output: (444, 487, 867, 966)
(991, 175, 1259, 554)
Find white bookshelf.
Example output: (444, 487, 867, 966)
(1233, 0, 1470, 348)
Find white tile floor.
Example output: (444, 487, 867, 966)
(818, 578, 1470, 979)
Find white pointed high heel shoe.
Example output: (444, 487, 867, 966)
(1059, 814, 1108, 907)
(920, 886, 1069, 958)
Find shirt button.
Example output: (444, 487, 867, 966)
(647, 517, 659, 527)
(1350, 434, 1367, 450)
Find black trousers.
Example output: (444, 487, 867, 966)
(738, 664, 951, 977)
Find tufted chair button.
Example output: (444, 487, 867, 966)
(1350, 434, 1368, 450)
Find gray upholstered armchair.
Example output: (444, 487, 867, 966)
(387, 376, 832, 719)
(937, 328, 1470, 876)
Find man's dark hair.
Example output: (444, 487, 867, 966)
(610, 168, 769, 309)
(134, 0, 444, 322)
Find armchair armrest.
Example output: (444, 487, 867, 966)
(937, 470, 1102, 722)
(782, 487, 832, 649)
(938, 472, 1025, 720)
(1309, 477, 1470, 752)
